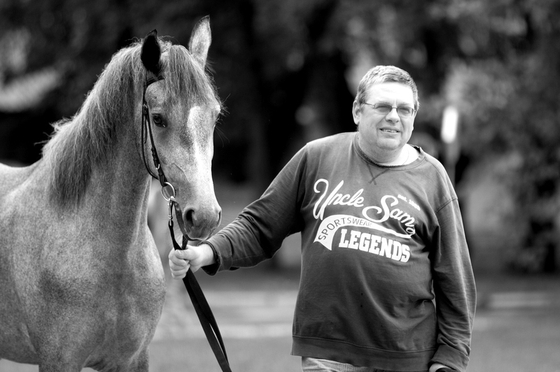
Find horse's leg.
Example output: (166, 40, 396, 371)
(38, 359, 83, 372)
(112, 348, 149, 372)
(37, 344, 151, 372)
(34, 315, 93, 372)
(36, 341, 88, 372)
(129, 349, 149, 372)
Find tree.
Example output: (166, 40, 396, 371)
(439, 0, 560, 272)
(0, 0, 136, 163)
(3, 0, 559, 272)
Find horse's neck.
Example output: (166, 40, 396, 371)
(85, 133, 152, 242)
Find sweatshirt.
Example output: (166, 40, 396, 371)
(205, 132, 476, 371)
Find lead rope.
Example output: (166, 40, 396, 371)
(167, 197, 232, 372)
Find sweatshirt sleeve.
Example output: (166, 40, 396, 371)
(430, 198, 477, 372)
(203, 148, 306, 273)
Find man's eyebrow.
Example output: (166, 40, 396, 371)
(371, 101, 412, 106)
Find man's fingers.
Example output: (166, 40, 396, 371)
(170, 261, 190, 279)
(168, 246, 201, 279)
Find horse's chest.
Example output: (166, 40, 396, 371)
(107, 258, 167, 319)
(39, 263, 166, 314)
(36, 245, 166, 328)
(110, 274, 166, 339)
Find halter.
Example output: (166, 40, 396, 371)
(140, 74, 191, 250)
(141, 75, 177, 203)
(140, 69, 231, 372)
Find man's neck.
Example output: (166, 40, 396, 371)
(364, 145, 414, 166)
(375, 145, 409, 166)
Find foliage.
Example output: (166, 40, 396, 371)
(438, 0, 560, 271)
(1, 0, 560, 271)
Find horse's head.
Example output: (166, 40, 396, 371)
(139, 18, 221, 241)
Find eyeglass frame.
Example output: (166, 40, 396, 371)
(362, 102, 417, 118)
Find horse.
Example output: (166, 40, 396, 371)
(0, 17, 222, 371)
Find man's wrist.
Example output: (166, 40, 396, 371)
(202, 243, 218, 267)
(429, 363, 455, 372)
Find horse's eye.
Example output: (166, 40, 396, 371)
(152, 114, 166, 128)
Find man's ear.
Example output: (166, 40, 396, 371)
(352, 101, 361, 125)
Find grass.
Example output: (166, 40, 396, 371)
(4, 270, 560, 372)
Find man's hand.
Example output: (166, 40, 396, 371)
(168, 243, 215, 279)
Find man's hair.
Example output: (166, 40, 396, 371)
(355, 65, 419, 111)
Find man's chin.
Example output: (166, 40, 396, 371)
(377, 139, 403, 151)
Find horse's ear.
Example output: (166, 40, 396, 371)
(141, 29, 161, 76)
(188, 16, 211, 67)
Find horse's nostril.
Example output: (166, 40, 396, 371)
(184, 209, 195, 225)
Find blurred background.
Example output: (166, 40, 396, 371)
(1, 0, 560, 371)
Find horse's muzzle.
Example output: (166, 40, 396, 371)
(175, 203, 222, 241)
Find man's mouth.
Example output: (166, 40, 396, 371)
(380, 128, 400, 134)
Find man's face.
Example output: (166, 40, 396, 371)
(352, 82, 416, 162)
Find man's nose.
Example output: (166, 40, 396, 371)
(385, 107, 400, 121)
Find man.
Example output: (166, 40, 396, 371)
(169, 65, 476, 372)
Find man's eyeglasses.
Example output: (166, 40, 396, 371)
(363, 102, 416, 118)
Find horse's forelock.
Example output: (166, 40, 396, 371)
(164, 45, 218, 105)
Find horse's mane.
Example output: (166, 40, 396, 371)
(42, 38, 217, 208)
